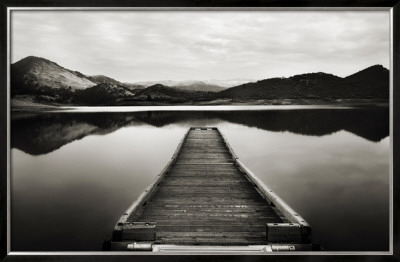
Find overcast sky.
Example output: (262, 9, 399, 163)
(11, 11, 389, 82)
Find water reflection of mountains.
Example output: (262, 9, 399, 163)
(12, 108, 389, 155)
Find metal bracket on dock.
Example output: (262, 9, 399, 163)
(114, 222, 156, 242)
(110, 241, 154, 251)
(270, 245, 296, 252)
(127, 242, 153, 251)
(109, 221, 155, 251)
(266, 223, 311, 244)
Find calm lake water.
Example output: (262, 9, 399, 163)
(11, 107, 390, 251)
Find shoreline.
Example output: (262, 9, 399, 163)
(11, 97, 389, 113)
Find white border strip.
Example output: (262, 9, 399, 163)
(7, 7, 391, 11)
(389, 7, 394, 255)
(7, 7, 11, 255)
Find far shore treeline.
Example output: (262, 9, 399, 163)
(11, 56, 389, 107)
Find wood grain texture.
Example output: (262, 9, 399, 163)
(127, 128, 283, 245)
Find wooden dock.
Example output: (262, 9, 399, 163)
(105, 127, 313, 252)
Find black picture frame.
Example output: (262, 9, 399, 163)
(1, 1, 399, 261)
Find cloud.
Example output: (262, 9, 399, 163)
(11, 11, 389, 82)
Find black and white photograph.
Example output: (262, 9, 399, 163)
(1, 3, 399, 259)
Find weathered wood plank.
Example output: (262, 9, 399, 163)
(168, 169, 242, 175)
(171, 164, 238, 169)
(155, 186, 258, 194)
(154, 190, 260, 197)
(148, 197, 267, 205)
(140, 207, 278, 214)
(179, 149, 230, 153)
(176, 160, 234, 164)
(138, 220, 282, 226)
(166, 173, 244, 178)
(160, 177, 248, 183)
(157, 232, 266, 239)
(170, 166, 239, 171)
(142, 208, 276, 215)
(159, 181, 250, 186)
(183, 144, 226, 147)
(153, 190, 260, 197)
(146, 204, 270, 208)
(177, 153, 231, 158)
(155, 225, 266, 232)
(138, 214, 280, 221)
(156, 232, 266, 246)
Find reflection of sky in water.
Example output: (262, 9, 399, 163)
(11, 126, 187, 251)
(222, 128, 389, 251)
(11, 117, 389, 251)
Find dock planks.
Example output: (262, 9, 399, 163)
(126, 127, 283, 246)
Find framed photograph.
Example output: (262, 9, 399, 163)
(1, 1, 399, 261)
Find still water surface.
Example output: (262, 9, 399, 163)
(11, 107, 389, 251)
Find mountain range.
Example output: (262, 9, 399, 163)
(11, 56, 389, 106)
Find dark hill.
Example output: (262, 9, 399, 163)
(345, 65, 388, 82)
(133, 84, 211, 102)
(216, 65, 389, 100)
(217, 73, 346, 99)
(75, 82, 135, 105)
(344, 65, 389, 98)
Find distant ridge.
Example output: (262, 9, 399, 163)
(133, 84, 211, 102)
(216, 65, 389, 100)
(131, 80, 226, 92)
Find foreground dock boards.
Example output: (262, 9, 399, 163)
(107, 127, 312, 252)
